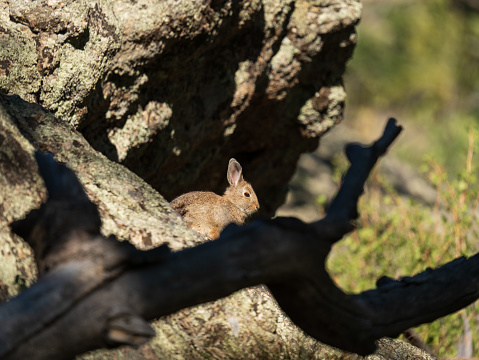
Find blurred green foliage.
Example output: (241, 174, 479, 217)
(326, 128, 479, 357)
(344, 0, 479, 172)
(339, 0, 479, 356)
(284, 0, 479, 357)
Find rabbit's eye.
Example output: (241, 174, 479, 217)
(244, 191, 250, 198)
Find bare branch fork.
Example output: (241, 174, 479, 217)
(2, 118, 479, 359)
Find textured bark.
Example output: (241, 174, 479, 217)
(0, 0, 361, 215)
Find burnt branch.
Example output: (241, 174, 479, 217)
(321, 117, 403, 228)
(2, 119, 478, 359)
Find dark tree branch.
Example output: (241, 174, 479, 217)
(321, 117, 402, 228)
(2, 119, 478, 359)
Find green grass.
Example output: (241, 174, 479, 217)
(339, 2, 479, 353)
(326, 129, 479, 357)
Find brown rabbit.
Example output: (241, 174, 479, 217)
(170, 158, 260, 240)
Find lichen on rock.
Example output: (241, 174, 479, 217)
(0, 0, 369, 358)
(0, 0, 361, 216)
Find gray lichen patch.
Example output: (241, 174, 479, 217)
(108, 101, 173, 161)
(267, 36, 302, 100)
(0, 22, 41, 102)
(0, 105, 43, 298)
(3, 0, 122, 126)
(38, 3, 121, 125)
(0, 104, 45, 225)
(298, 85, 346, 137)
(0, 230, 37, 299)
(262, 0, 294, 32)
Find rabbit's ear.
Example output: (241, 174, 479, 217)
(227, 158, 243, 186)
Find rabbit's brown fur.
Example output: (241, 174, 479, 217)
(170, 158, 259, 239)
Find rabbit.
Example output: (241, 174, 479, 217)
(170, 158, 260, 240)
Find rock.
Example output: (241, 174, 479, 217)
(0, 1, 375, 359)
(0, 0, 361, 215)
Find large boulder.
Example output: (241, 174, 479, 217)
(0, 1, 374, 359)
(0, 0, 361, 215)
